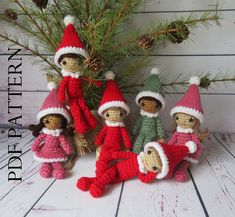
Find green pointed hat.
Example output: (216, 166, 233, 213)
(135, 68, 166, 109)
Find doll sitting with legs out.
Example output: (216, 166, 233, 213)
(169, 76, 208, 182)
(77, 141, 197, 198)
(29, 85, 73, 179)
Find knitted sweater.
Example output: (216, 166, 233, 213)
(31, 128, 73, 162)
(133, 111, 164, 139)
(168, 127, 202, 163)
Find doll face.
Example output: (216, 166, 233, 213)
(60, 57, 83, 72)
(42, 114, 63, 130)
(175, 112, 197, 129)
(103, 107, 126, 122)
(143, 147, 162, 173)
(139, 98, 161, 113)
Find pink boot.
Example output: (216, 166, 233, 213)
(52, 162, 66, 179)
(174, 160, 190, 182)
(39, 163, 52, 178)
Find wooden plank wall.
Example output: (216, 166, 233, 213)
(0, 0, 235, 132)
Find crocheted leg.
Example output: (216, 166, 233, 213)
(95, 151, 113, 177)
(78, 98, 97, 130)
(52, 162, 66, 179)
(69, 100, 88, 134)
(39, 163, 52, 178)
(174, 160, 191, 182)
(133, 134, 144, 154)
(76, 177, 97, 191)
(90, 166, 117, 198)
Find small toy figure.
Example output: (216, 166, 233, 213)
(95, 71, 131, 176)
(169, 76, 208, 182)
(29, 85, 73, 179)
(77, 141, 197, 198)
(54, 15, 97, 134)
(132, 68, 165, 154)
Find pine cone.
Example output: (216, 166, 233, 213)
(138, 34, 155, 49)
(32, 0, 48, 9)
(88, 55, 105, 73)
(199, 76, 211, 89)
(166, 21, 190, 44)
(4, 9, 17, 21)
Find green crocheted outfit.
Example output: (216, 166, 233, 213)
(132, 111, 164, 154)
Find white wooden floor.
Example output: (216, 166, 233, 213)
(0, 129, 235, 217)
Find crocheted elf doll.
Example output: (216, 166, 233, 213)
(169, 76, 208, 182)
(29, 84, 73, 179)
(95, 71, 131, 177)
(132, 68, 165, 154)
(77, 141, 197, 198)
(54, 15, 97, 134)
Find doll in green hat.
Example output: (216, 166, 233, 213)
(132, 68, 165, 154)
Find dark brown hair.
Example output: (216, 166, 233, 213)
(139, 96, 162, 109)
(58, 53, 85, 65)
(29, 114, 74, 137)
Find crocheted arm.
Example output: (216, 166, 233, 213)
(132, 116, 142, 135)
(156, 117, 165, 140)
(58, 78, 67, 103)
(112, 151, 136, 160)
(95, 126, 108, 147)
(168, 132, 178, 145)
(191, 133, 203, 157)
(31, 134, 46, 152)
(120, 128, 132, 149)
(138, 172, 156, 183)
(59, 135, 73, 155)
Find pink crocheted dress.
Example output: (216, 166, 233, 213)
(32, 128, 73, 162)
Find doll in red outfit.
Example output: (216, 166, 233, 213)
(95, 71, 131, 177)
(29, 85, 73, 179)
(77, 141, 197, 198)
(169, 76, 208, 182)
(54, 15, 97, 134)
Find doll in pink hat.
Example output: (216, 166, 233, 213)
(169, 77, 208, 182)
(29, 84, 74, 179)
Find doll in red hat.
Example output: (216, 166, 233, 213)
(169, 76, 208, 182)
(95, 71, 131, 177)
(77, 141, 197, 198)
(54, 15, 97, 134)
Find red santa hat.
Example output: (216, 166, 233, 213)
(144, 141, 197, 179)
(98, 71, 130, 116)
(54, 15, 88, 68)
(36, 82, 71, 123)
(170, 76, 204, 123)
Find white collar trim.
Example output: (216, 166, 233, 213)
(105, 120, 125, 127)
(140, 110, 159, 118)
(42, 128, 63, 137)
(137, 152, 147, 174)
(61, 69, 81, 78)
(177, 126, 193, 133)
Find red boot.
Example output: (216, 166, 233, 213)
(77, 177, 96, 191)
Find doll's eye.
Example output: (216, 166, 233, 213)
(141, 102, 145, 107)
(189, 118, 194, 122)
(152, 166, 158, 171)
(44, 120, 49, 124)
(62, 60, 67, 65)
(147, 150, 152, 155)
(106, 113, 110, 117)
(175, 116, 179, 121)
(120, 112, 123, 117)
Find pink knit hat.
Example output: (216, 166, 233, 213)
(170, 76, 204, 123)
(37, 83, 71, 123)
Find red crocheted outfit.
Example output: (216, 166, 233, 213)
(95, 121, 131, 176)
(58, 70, 97, 134)
(77, 151, 156, 197)
(168, 126, 202, 181)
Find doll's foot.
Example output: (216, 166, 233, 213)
(174, 170, 188, 182)
(90, 183, 104, 198)
(75, 124, 88, 135)
(53, 168, 66, 179)
(39, 163, 52, 178)
(87, 116, 97, 130)
(77, 177, 96, 191)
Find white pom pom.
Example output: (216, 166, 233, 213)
(151, 68, 160, 75)
(185, 141, 197, 153)
(64, 15, 75, 26)
(47, 81, 57, 91)
(189, 76, 200, 85)
(105, 71, 115, 80)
